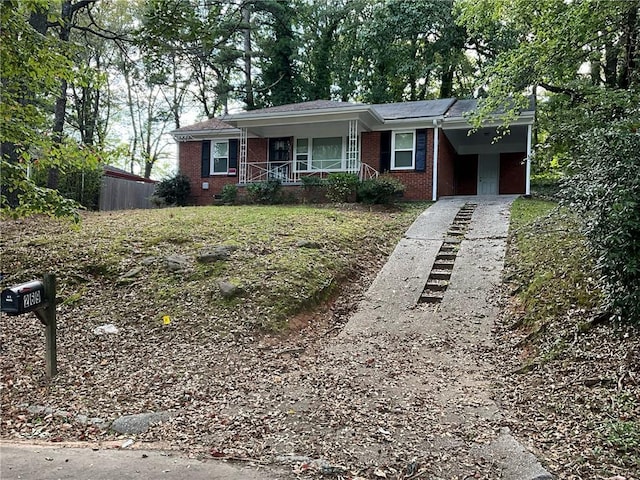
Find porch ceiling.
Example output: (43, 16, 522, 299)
(443, 125, 529, 155)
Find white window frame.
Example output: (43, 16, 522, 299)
(391, 130, 415, 170)
(293, 136, 346, 173)
(211, 140, 229, 175)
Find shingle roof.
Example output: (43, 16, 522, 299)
(372, 99, 456, 120)
(445, 97, 536, 118)
(172, 117, 236, 133)
(229, 100, 365, 116)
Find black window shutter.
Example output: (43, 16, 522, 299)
(380, 131, 391, 172)
(201, 140, 211, 178)
(228, 139, 238, 175)
(415, 129, 426, 172)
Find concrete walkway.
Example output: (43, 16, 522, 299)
(1, 196, 551, 480)
(335, 195, 552, 479)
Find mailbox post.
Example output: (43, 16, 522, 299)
(1, 274, 57, 378)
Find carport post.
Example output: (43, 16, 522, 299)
(525, 124, 532, 196)
(432, 119, 440, 201)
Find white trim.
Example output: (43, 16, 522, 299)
(391, 130, 415, 170)
(432, 123, 439, 201)
(211, 139, 229, 175)
(525, 124, 532, 196)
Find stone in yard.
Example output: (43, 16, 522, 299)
(111, 412, 171, 435)
(93, 324, 119, 335)
(196, 245, 238, 263)
(165, 254, 190, 272)
(141, 256, 156, 266)
(117, 266, 143, 284)
(218, 280, 240, 299)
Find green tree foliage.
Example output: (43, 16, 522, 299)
(565, 130, 640, 322)
(253, 0, 302, 107)
(349, 0, 472, 103)
(457, 0, 640, 320)
(0, 0, 96, 220)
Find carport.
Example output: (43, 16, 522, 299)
(437, 99, 534, 197)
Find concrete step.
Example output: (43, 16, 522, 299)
(429, 271, 452, 280)
(424, 281, 447, 292)
(436, 253, 457, 261)
(433, 260, 455, 270)
(418, 292, 444, 304)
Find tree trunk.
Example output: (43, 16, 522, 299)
(243, 3, 255, 110)
(618, 0, 639, 89)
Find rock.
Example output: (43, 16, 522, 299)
(111, 412, 170, 435)
(296, 240, 322, 249)
(93, 324, 119, 335)
(141, 256, 156, 266)
(218, 280, 240, 299)
(121, 266, 143, 279)
(196, 245, 238, 263)
(164, 254, 190, 272)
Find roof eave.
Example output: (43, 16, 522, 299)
(171, 128, 241, 141)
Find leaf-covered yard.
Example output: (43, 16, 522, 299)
(0, 204, 426, 456)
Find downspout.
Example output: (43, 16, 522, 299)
(432, 119, 440, 201)
(525, 123, 532, 196)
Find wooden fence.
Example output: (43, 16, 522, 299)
(99, 175, 157, 211)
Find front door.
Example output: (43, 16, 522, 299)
(477, 154, 499, 195)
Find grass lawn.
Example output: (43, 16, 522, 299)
(1, 203, 427, 333)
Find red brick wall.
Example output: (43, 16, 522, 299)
(499, 152, 526, 194)
(248, 138, 268, 163)
(361, 131, 381, 171)
(177, 140, 238, 206)
(361, 130, 434, 201)
(455, 154, 478, 195)
(438, 131, 456, 197)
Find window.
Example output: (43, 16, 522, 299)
(392, 131, 414, 170)
(211, 140, 228, 174)
(296, 138, 309, 171)
(295, 137, 344, 172)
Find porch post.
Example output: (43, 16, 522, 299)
(432, 120, 440, 201)
(525, 123, 532, 196)
(239, 127, 248, 184)
(347, 119, 359, 173)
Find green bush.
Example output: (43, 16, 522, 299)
(246, 179, 282, 204)
(357, 175, 406, 204)
(563, 129, 640, 322)
(154, 172, 191, 206)
(531, 172, 563, 200)
(326, 173, 360, 203)
(300, 175, 326, 188)
(220, 184, 238, 204)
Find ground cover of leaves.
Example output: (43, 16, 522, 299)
(497, 198, 639, 480)
(1, 203, 458, 478)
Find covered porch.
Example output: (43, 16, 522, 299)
(223, 101, 383, 184)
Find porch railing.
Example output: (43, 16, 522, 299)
(240, 161, 379, 185)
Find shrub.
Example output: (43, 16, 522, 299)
(246, 179, 282, 204)
(357, 175, 406, 204)
(154, 172, 191, 206)
(300, 175, 327, 203)
(326, 173, 360, 203)
(220, 184, 238, 204)
(563, 129, 640, 322)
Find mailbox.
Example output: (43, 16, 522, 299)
(1, 280, 47, 315)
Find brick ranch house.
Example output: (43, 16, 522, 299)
(171, 99, 534, 204)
